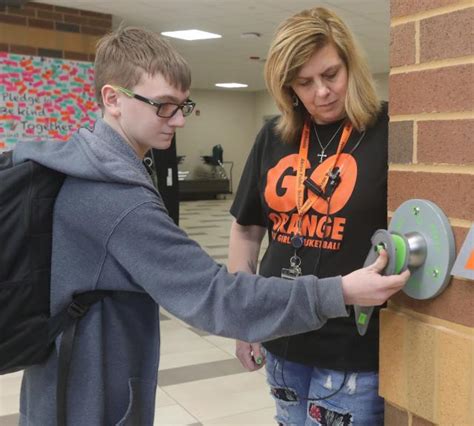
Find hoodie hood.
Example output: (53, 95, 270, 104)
(12, 119, 157, 194)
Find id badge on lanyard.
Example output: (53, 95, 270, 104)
(281, 256, 302, 280)
(280, 119, 353, 280)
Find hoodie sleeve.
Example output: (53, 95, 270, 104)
(106, 201, 348, 343)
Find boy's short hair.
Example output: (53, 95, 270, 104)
(94, 26, 192, 108)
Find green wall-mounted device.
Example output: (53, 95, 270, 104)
(354, 199, 455, 336)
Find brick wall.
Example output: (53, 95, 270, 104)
(383, 1, 473, 425)
(0, 2, 112, 60)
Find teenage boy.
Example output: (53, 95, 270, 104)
(14, 27, 409, 425)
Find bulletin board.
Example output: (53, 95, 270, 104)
(0, 52, 100, 152)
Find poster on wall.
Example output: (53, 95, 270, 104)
(0, 52, 100, 152)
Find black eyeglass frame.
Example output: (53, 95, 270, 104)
(114, 86, 196, 118)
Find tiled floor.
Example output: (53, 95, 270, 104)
(0, 199, 275, 425)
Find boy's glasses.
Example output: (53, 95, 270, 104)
(114, 86, 196, 118)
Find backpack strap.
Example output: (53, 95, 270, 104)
(0, 150, 13, 169)
(55, 290, 116, 426)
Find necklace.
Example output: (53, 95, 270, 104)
(313, 120, 345, 163)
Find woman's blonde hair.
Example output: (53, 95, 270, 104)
(264, 7, 381, 143)
(94, 26, 191, 109)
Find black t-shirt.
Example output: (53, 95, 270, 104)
(231, 104, 388, 371)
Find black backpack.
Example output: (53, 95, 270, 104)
(0, 150, 114, 425)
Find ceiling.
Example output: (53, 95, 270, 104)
(33, 0, 390, 91)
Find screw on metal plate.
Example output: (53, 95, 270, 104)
(413, 207, 420, 215)
(432, 269, 440, 278)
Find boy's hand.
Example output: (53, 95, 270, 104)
(341, 249, 410, 306)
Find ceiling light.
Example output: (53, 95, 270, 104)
(161, 30, 222, 41)
(215, 83, 248, 88)
(241, 32, 261, 39)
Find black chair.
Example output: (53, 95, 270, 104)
(201, 144, 227, 179)
(200, 144, 233, 193)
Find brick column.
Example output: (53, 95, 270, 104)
(0, 2, 112, 59)
(382, 1, 473, 425)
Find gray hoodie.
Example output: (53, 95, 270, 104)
(14, 119, 348, 426)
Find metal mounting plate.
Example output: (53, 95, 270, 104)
(389, 199, 455, 299)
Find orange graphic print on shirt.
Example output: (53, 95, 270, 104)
(264, 153, 357, 251)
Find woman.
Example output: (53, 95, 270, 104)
(229, 7, 389, 425)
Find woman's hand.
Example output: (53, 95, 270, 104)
(228, 221, 267, 372)
(235, 340, 265, 371)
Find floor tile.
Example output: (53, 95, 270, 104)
(159, 359, 246, 387)
(159, 348, 232, 371)
(156, 387, 178, 408)
(162, 372, 274, 422)
(185, 226, 215, 230)
(154, 403, 200, 425)
(203, 407, 275, 425)
(203, 335, 237, 357)
(212, 254, 228, 260)
(188, 327, 211, 337)
(160, 312, 171, 321)
(0, 373, 22, 398)
(0, 413, 20, 426)
(160, 321, 217, 355)
(0, 393, 20, 417)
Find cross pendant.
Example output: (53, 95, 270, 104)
(317, 151, 327, 163)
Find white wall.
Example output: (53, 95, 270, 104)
(373, 72, 389, 101)
(176, 89, 257, 193)
(254, 90, 279, 135)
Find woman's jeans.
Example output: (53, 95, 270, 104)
(265, 351, 384, 426)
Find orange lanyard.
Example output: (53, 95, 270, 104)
(295, 120, 353, 220)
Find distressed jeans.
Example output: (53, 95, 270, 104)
(265, 351, 384, 426)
